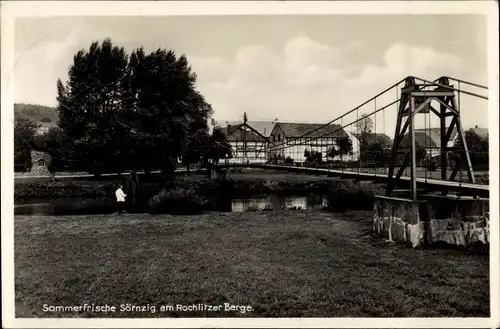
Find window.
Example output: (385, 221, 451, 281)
(278, 134, 281, 142)
(272, 135, 276, 142)
(37, 159, 45, 166)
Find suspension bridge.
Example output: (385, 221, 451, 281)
(214, 75, 490, 199)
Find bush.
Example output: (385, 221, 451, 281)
(284, 157, 294, 165)
(324, 181, 375, 212)
(423, 157, 438, 171)
(476, 173, 489, 185)
(148, 187, 207, 215)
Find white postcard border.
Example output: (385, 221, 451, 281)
(2, 1, 498, 328)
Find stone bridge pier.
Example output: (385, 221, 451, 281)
(209, 166, 229, 180)
(373, 194, 489, 248)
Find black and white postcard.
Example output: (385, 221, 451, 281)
(1, 1, 499, 328)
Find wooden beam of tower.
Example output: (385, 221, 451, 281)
(409, 95, 418, 200)
(399, 97, 434, 135)
(450, 96, 476, 184)
(386, 93, 408, 196)
(445, 116, 458, 144)
(449, 157, 461, 181)
(385, 153, 410, 196)
(440, 96, 448, 184)
(434, 97, 460, 117)
(428, 105, 442, 118)
(387, 96, 431, 197)
(411, 90, 455, 97)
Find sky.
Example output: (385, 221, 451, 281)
(14, 15, 489, 133)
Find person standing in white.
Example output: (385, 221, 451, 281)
(115, 184, 127, 214)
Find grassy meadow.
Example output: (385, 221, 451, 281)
(15, 210, 489, 318)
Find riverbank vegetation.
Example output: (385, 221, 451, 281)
(15, 210, 489, 317)
(148, 188, 207, 215)
(15, 171, 385, 214)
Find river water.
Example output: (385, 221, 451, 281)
(15, 194, 328, 216)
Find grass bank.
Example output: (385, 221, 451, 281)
(15, 210, 489, 317)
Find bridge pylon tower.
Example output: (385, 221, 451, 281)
(385, 76, 476, 200)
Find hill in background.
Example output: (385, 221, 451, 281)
(14, 103, 58, 123)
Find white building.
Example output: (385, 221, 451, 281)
(220, 122, 270, 164)
(269, 122, 360, 164)
(414, 127, 458, 158)
(35, 122, 57, 136)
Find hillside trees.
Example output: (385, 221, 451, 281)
(56, 39, 213, 176)
(14, 117, 40, 171)
(14, 103, 58, 122)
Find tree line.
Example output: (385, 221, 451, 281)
(14, 39, 232, 176)
(15, 103, 59, 123)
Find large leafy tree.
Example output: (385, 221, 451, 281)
(57, 39, 213, 177)
(206, 127, 232, 165)
(180, 91, 213, 172)
(57, 39, 130, 176)
(182, 128, 211, 172)
(124, 47, 213, 174)
(14, 117, 40, 170)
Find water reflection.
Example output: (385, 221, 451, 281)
(15, 194, 328, 216)
(15, 198, 115, 216)
(231, 195, 327, 212)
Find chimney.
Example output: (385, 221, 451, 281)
(264, 128, 267, 136)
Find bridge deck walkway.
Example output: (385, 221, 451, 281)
(217, 163, 489, 196)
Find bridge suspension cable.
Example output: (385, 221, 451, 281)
(262, 77, 408, 152)
(262, 75, 488, 155)
(440, 76, 488, 90)
(267, 98, 401, 150)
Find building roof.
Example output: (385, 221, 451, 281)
(220, 123, 269, 142)
(215, 120, 275, 137)
(414, 127, 458, 148)
(470, 126, 488, 138)
(274, 122, 348, 138)
(353, 133, 392, 146)
(400, 131, 438, 148)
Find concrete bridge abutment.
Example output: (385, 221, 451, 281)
(210, 167, 229, 180)
(373, 194, 489, 248)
